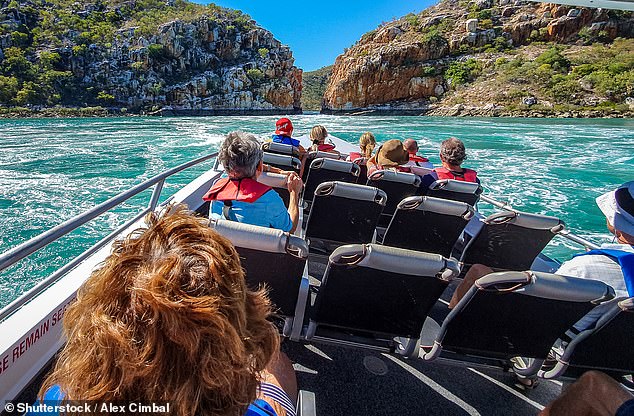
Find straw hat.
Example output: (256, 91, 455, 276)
(377, 140, 409, 167)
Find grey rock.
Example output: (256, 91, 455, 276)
(522, 96, 537, 106)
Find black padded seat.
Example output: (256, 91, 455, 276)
(422, 271, 615, 363)
(301, 150, 342, 182)
(263, 152, 302, 174)
(383, 196, 475, 258)
(262, 141, 301, 158)
(303, 158, 360, 204)
(427, 179, 482, 206)
(209, 219, 309, 325)
(367, 170, 422, 226)
(258, 172, 291, 208)
(461, 210, 565, 271)
(308, 243, 460, 345)
(305, 181, 386, 251)
(542, 297, 634, 379)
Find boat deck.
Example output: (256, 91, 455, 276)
(284, 339, 561, 415)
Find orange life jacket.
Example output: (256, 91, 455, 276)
(434, 167, 478, 183)
(203, 177, 272, 203)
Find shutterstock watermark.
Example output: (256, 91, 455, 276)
(3, 401, 172, 414)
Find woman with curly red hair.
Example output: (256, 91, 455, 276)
(37, 205, 297, 416)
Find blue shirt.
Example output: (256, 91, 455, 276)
(211, 189, 293, 232)
(31, 385, 277, 416)
(271, 134, 301, 148)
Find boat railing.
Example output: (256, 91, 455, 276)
(480, 194, 600, 251)
(0, 152, 218, 322)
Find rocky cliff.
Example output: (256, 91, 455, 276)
(322, 1, 634, 116)
(0, 0, 301, 113)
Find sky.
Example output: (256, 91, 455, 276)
(198, 0, 436, 72)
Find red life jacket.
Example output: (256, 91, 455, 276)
(317, 143, 336, 152)
(408, 153, 429, 164)
(434, 167, 478, 183)
(203, 177, 272, 203)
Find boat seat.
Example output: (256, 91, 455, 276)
(262, 141, 301, 159)
(460, 210, 565, 271)
(305, 181, 386, 254)
(383, 196, 475, 258)
(541, 297, 634, 380)
(301, 150, 342, 182)
(307, 243, 460, 351)
(303, 158, 360, 205)
(427, 179, 482, 207)
(366, 170, 422, 227)
(258, 172, 292, 208)
(409, 165, 434, 177)
(263, 152, 302, 174)
(209, 219, 309, 339)
(422, 271, 614, 367)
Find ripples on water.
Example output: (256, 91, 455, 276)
(0, 115, 632, 308)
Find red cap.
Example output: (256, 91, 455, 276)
(275, 118, 293, 136)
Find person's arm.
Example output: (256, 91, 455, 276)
(263, 164, 290, 176)
(286, 174, 303, 233)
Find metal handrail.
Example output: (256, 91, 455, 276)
(479, 194, 600, 251)
(0, 152, 218, 319)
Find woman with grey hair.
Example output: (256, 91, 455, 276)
(203, 131, 303, 232)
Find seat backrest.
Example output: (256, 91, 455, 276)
(263, 152, 302, 173)
(561, 298, 634, 376)
(367, 170, 422, 217)
(427, 179, 482, 206)
(423, 271, 614, 361)
(462, 210, 565, 270)
(305, 181, 386, 245)
(262, 141, 301, 158)
(383, 196, 474, 258)
(309, 243, 460, 339)
(409, 165, 434, 177)
(303, 158, 361, 203)
(301, 151, 341, 182)
(209, 219, 308, 317)
(257, 172, 291, 207)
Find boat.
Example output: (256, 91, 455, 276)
(0, 134, 627, 415)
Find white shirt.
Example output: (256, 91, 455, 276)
(556, 243, 634, 330)
(556, 243, 634, 297)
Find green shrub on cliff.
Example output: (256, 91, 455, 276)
(445, 59, 481, 86)
(247, 68, 264, 82)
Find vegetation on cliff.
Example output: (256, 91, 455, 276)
(323, 0, 634, 117)
(0, 0, 301, 112)
(301, 65, 332, 110)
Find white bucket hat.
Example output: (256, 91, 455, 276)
(596, 181, 634, 236)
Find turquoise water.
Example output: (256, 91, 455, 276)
(0, 115, 632, 309)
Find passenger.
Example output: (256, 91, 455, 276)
(35, 206, 298, 416)
(417, 137, 479, 195)
(204, 131, 302, 233)
(366, 139, 410, 176)
(435, 137, 478, 182)
(403, 138, 433, 169)
(309, 125, 338, 154)
(540, 370, 634, 416)
(448, 182, 634, 322)
(271, 117, 306, 155)
(347, 132, 376, 163)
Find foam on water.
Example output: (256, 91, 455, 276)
(0, 115, 632, 309)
